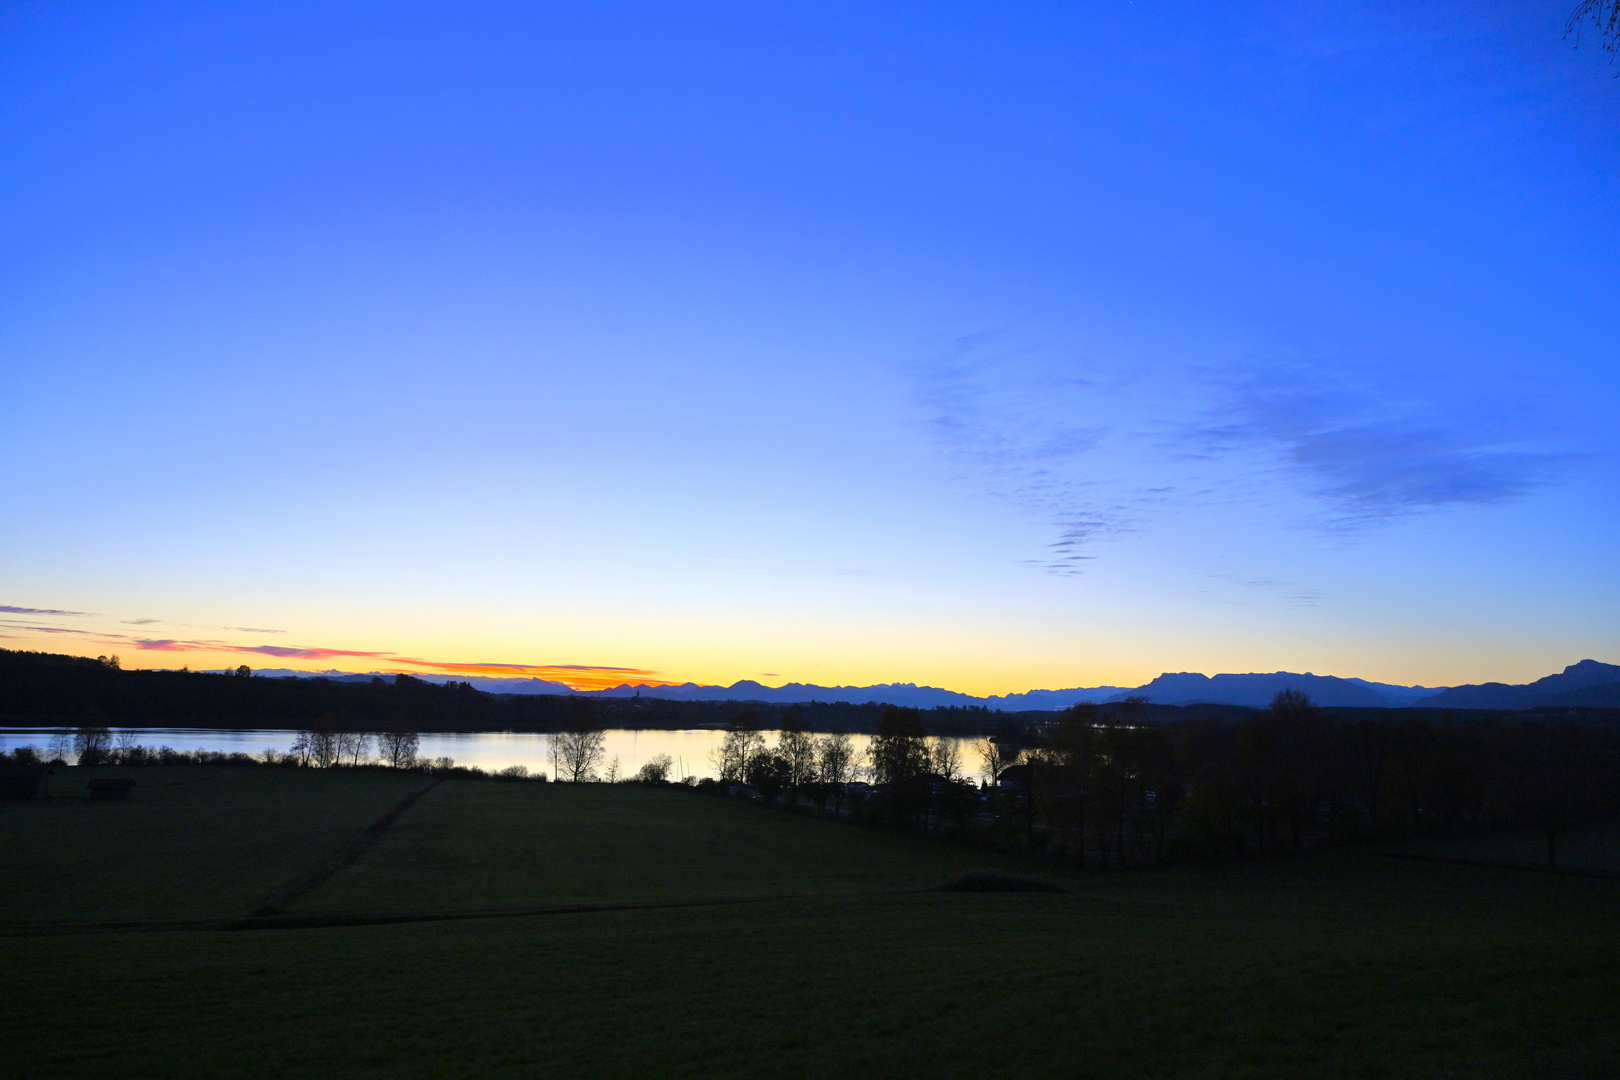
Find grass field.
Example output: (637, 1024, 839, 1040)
(3, 766, 1618, 1078)
(2, 765, 425, 927)
(297, 778, 1028, 914)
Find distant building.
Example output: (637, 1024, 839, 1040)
(0, 763, 53, 800)
(997, 764, 1033, 793)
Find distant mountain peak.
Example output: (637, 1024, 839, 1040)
(239, 660, 1614, 713)
(1412, 659, 1620, 710)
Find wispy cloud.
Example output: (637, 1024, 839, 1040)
(916, 336, 1136, 574)
(2, 623, 94, 635)
(111, 635, 672, 690)
(1192, 372, 1583, 528)
(915, 339, 1585, 570)
(915, 335, 1180, 572)
(1210, 571, 1325, 609)
(1, 604, 89, 616)
(121, 616, 287, 634)
(0, 621, 671, 691)
(228, 644, 390, 660)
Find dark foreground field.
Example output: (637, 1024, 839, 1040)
(4, 768, 1617, 1078)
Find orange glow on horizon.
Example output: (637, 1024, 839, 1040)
(0, 627, 680, 693)
(386, 660, 680, 691)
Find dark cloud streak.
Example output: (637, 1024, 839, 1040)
(917, 339, 1584, 573)
(1204, 376, 1583, 527)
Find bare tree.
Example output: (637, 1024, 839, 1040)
(977, 736, 1017, 787)
(637, 753, 674, 784)
(816, 731, 857, 815)
(867, 706, 929, 787)
(338, 732, 370, 766)
(377, 731, 420, 768)
(552, 724, 607, 783)
(295, 729, 340, 767)
(929, 737, 961, 782)
(711, 723, 765, 783)
(817, 732, 856, 783)
(604, 755, 622, 783)
(778, 720, 818, 791)
(73, 723, 113, 766)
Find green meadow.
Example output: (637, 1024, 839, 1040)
(3, 766, 1617, 1079)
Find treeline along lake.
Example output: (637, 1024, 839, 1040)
(0, 649, 1023, 735)
(7, 648, 1620, 867)
(0, 725, 923, 784)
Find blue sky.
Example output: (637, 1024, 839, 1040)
(2, 0, 1616, 692)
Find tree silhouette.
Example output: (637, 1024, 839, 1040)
(777, 706, 818, 790)
(815, 731, 857, 815)
(977, 735, 1015, 787)
(73, 714, 113, 765)
(1567, 0, 1620, 66)
(553, 722, 606, 783)
(377, 730, 420, 768)
(867, 706, 929, 786)
(636, 753, 674, 784)
(1049, 702, 1098, 866)
(712, 715, 765, 783)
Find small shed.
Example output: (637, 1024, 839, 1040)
(88, 778, 138, 801)
(0, 763, 54, 800)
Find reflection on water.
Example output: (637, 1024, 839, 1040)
(0, 727, 991, 784)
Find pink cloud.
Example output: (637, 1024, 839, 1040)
(234, 645, 391, 660)
(9, 627, 677, 692)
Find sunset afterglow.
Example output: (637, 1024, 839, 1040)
(2, 0, 1614, 695)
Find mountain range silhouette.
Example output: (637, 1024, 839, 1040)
(248, 660, 1620, 711)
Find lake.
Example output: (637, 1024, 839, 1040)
(0, 726, 991, 784)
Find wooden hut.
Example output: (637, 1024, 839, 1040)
(0, 763, 54, 799)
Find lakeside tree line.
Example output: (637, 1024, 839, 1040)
(9, 648, 1614, 738)
(973, 691, 1620, 869)
(11, 675, 1618, 871)
(0, 723, 556, 781)
(536, 695, 1620, 872)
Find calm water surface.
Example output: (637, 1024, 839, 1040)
(0, 727, 990, 783)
